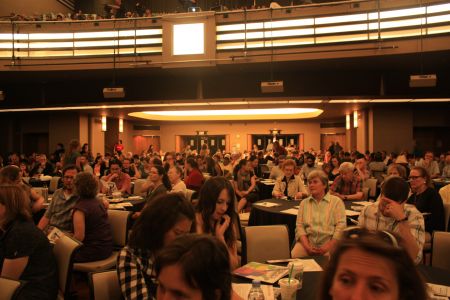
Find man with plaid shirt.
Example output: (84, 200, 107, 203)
(358, 176, 425, 264)
(37, 165, 79, 233)
(330, 162, 363, 201)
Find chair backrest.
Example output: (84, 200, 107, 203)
(439, 184, 450, 205)
(371, 170, 385, 185)
(108, 209, 131, 247)
(243, 225, 290, 264)
(89, 270, 122, 300)
(364, 178, 378, 198)
(362, 187, 369, 202)
(443, 203, 450, 232)
(185, 189, 195, 202)
(32, 187, 49, 202)
(53, 234, 82, 298)
(0, 277, 22, 300)
(432, 231, 450, 271)
(49, 176, 61, 193)
(133, 179, 147, 197)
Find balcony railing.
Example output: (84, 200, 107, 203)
(0, 0, 449, 60)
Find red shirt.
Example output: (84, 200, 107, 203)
(184, 168, 204, 192)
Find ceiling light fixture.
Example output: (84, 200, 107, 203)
(129, 108, 323, 121)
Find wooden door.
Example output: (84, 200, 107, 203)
(133, 136, 160, 155)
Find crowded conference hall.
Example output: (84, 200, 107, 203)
(1, 0, 450, 299)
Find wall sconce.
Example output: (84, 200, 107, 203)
(101, 116, 107, 132)
(346, 114, 350, 130)
(353, 111, 358, 128)
(119, 118, 124, 133)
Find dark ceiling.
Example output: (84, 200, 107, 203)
(0, 50, 449, 121)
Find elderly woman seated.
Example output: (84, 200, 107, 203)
(272, 159, 308, 200)
(291, 170, 346, 258)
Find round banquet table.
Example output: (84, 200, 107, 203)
(233, 256, 450, 300)
(248, 198, 363, 246)
(433, 178, 450, 191)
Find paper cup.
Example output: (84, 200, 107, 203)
(279, 278, 299, 300)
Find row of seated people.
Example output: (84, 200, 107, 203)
(0, 162, 437, 299)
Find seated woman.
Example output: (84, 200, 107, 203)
(272, 159, 308, 200)
(196, 177, 239, 270)
(0, 165, 45, 215)
(291, 170, 346, 258)
(72, 172, 113, 262)
(319, 228, 427, 300)
(117, 193, 195, 299)
(155, 234, 242, 300)
(0, 185, 58, 299)
(328, 156, 341, 182)
(233, 159, 258, 212)
(184, 157, 204, 192)
(168, 166, 187, 195)
(407, 166, 445, 234)
(145, 165, 171, 204)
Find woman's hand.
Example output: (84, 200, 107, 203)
(215, 214, 231, 240)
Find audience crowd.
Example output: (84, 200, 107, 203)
(0, 137, 448, 299)
(4, 0, 346, 22)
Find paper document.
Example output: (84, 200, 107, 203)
(352, 201, 373, 206)
(232, 283, 275, 300)
(233, 262, 289, 284)
(254, 202, 281, 208)
(345, 210, 360, 216)
(280, 208, 299, 215)
(428, 283, 450, 297)
(297, 259, 323, 272)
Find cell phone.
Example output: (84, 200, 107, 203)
(220, 217, 226, 225)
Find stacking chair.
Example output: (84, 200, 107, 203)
(89, 270, 122, 300)
(185, 189, 195, 202)
(364, 178, 378, 199)
(242, 225, 290, 264)
(133, 179, 148, 197)
(431, 231, 450, 271)
(49, 176, 61, 194)
(31, 187, 49, 202)
(73, 210, 131, 272)
(0, 277, 23, 300)
(53, 233, 82, 300)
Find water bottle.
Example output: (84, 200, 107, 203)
(248, 280, 265, 300)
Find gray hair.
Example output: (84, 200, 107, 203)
(307, 170, 329, 193)
(339, 162, 355, 173)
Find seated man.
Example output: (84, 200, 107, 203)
(415, 151, 440, 179)
(154, 234, 241, 300)
(101, 160, 131, 194)
(300, 154, 317, 180)
(272, 159, 308, 200)
(29, 154, 54, 177)
(37, 165, 79, 233)
(330, 162, 363, 201)
(78, 154, 93, 174)
(358, 176, 425, 264)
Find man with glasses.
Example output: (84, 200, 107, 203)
(102, 160, 131, 194)
(37, 165, 79, 233)
(358, 176, 425, 264)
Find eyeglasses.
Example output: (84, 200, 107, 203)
(408, 176, 421, 180)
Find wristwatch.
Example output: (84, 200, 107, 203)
(344, 196, 348, 201)
(397, 216, 408, 223)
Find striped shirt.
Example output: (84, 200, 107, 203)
(358, 203, 425, 264)
(117, 246, 156, 300)
(295, 193, 346, 247)
(44, 188, 78, 232)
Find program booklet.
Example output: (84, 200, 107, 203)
(233, 262, 289, 284)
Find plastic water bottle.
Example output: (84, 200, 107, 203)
(248, 280, 265, 300)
